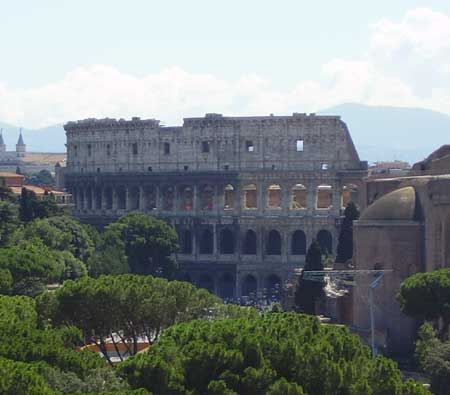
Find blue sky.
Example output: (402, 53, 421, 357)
(1, 1, 450, 127)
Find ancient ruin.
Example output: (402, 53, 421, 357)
(63, 113, 367, 299)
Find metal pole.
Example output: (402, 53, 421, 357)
(369, 286, 375, 358)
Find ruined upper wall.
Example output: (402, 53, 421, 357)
(64, 113, 365, 173)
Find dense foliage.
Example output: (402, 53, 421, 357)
(295, 241, 325, 314)
(120, 313, 429, 395)
(414, 323, 450, 395)
(101, 213, 179, 277)
(19, 187, 62, 222)
(25, 169, 55, 187)
(398, 268, 450, 337)
(336, 201, 359, 264)
(39, 274, 220, 364)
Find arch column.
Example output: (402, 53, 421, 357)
(125, 187, 131, 211)
(332, 179, 342, 214)
(257, 181, 264, 213)
(193, 184, 199, 214)
(282, 231, 288, 264)
(307, 180, 316, 213)
(101, 187, 107, 210)
(92, 187, 97, 211)
(112, 187, 118, 210)
(139, 186, 145, 211)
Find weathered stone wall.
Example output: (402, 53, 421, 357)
(64, 113, 367, 299)
(353, 220, 423, 353)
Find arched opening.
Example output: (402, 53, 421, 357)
(197, 274, 214, 293)
(342, 184, 358, 208)
(163, 186, 175, 211)
(104, 187, 113, 209)
(264, 274, 282, 301)
(243, 184, 257, 209)
(201, 185, 214, 210)
(199, 229, 214, 254)
(217, 273, 235, 299)
(224, 184, 235, 210)
(95, 187, 102, 210)
(180, 186, 194, 211)
(291, 184, 307, 209)
(179, 229, 193, 254)
(267, 184, 282, 208)
(220, 228, 235, 254)
(243, 229, 257, 255)
(85, 188, 92, 210)
(117, 187, 126, 210)
(317, 229, 333, 255)
(291, 230, 306, 255)
(267, 230, 282, 255)
(242, 274, 257, 297)
(144, 186, 156, 210)
(316, 185, 332, 209)
(130, 186, 140, 210)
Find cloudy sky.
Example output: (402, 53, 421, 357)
(1, 0, 450, 128)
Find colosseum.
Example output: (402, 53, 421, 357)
(63, 112, 367, 300)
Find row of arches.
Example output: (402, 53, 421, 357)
(73, 183, 358, 212)
(178, 228, 333, 256)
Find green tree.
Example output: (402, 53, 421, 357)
(0, 183, 15, 201)
(336, 201, 359, 263)
(295, 240, 324, 314)
(14, 215, 95, 261)
(398, 268, 450, 338)
(25, 169, 55, 187)
(0, 357, 54, 395)
(19, 187, 61, 222)
(103, 213, 179, 277)
(120, 313, 428, 395)
(40, 274, 220, 365)
(0, 201, 20, 246)
(414, 323, 450, 395)
(0, 240, 65, 295)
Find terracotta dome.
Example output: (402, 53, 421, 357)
(360, 186, 417, 221)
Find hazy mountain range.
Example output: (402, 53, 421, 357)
(1, 103, 449, 164)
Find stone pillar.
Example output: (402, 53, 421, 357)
(92, 188, 97, 211)
(332, 179, 342, 215)
(193, 184, 199, 214)
(257, 181, 264, 213)
(282, 230, 289, 264)
(213, 184, 219, 215)
(307, 180, 316, 213)
(125, 187, 131, 211)
(101, 187, 107, 210)
(112, 187, 118, 210)
(139, 186, 145, 211)
(174, 186, 180, 215)
(84, 188, 89, 210)
(282, 183, 290, 214)
(213, 224, 218, 256)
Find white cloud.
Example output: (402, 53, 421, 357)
(1, 7, 450, 128)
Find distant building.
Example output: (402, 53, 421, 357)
(0, 128, 66, 174)
(0, 171, 72, 205)
(352, 145, 450, 354)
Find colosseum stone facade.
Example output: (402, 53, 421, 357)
(63, 112, 367, 300)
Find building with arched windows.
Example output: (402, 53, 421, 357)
(62, 112, 367, 299)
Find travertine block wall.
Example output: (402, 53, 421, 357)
(64, 113, 367, 299)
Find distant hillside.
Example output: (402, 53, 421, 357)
(1, 103, 449, 163)
(0, 122, 65, 153)
(319, 103, 450, 164)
